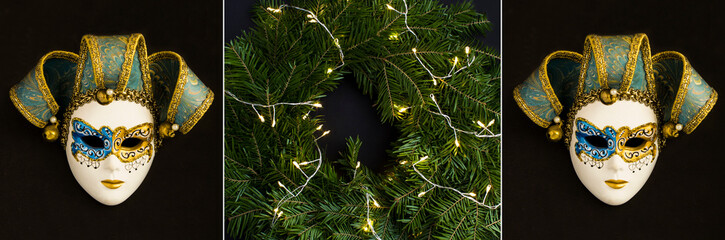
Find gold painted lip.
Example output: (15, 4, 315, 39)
(101, 179, 125, 189)
(605, 179, 628, 189)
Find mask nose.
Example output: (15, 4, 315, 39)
(607, 155, 628, 178)
(104, 155, 124, 178)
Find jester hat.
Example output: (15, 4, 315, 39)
(514, 33, 717, 144)
(10, 33, 214, 144)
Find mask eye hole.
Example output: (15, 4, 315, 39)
(121, 138, 143, 149)
(625, 138, 646, 148)
(584, 136, 608, 148)
(81, 136, 105, 148)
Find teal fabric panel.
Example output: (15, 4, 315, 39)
(126, 51, 143, 91)
(599, 36, 630, 89)
(518, 70, 556, 122)
(679, 68, 713, 125)
(42, 58, 77, 109)
(14, 70, 52, 122)
(150, 58, 180, 123)
(630, 52, 647, 92)
(95, 36, 128, 89)
(583, 55, 600, 94)
(547, 58, 580, 108)
(79, 55, 97, 92)
(174, 67, 210, 125)
(653, 58, 683, 123)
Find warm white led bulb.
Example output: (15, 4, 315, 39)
(258, 115, 265, 122)
(386, 4, 394, 10)
(465, 46, 470, 55)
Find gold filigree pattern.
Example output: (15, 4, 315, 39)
(112, 122, 154, 163)
(563, 89, 662, 147)
(685, 90, 718, 133)
(116, 34, 148, 93)
(69, 118, 155, 171)
(573, 118, 658, 172)
(615, 122, 657, 163)
(179, 90, 214, 134)
(59, 89, 158, 147)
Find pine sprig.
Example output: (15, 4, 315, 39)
(225, 0, 500, 239)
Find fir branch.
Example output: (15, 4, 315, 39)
(225, 0, 500, 238)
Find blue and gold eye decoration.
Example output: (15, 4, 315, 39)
(513, 34, 716, 147)
(574, 118, 657, 172)
(70, 118, 154, 172)
(10, 34, 213, 146)
(71, 119, 113, 162)
(574, 119, 616, 160)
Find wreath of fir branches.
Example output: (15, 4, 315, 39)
(225, 0, 500, 239)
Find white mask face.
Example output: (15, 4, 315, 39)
(569, 100, 658, 206)
(65, 100, 155, 206)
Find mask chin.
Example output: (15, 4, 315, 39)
(64, 100, 155, 206)
(568, 99, 659, 206)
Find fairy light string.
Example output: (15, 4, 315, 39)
(267, 4, 345, 71)
(386, 0, 498, 145)
(272, 130, 327, 225)
(229, 3, 348, 226)
(410, 156, 501, 209)
(363, 189, 382, 240)
(387, 0, 501, 209)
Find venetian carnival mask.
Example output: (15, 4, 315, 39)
(10, 34, 214, 206)
(514, 34, 717, 205)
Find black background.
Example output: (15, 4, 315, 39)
(503, 0, 724, 239)
(224, 0, 498, 239)
(0, 0, 222, 239)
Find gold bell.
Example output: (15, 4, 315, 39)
(43, 116, 59, 142)
(599, 88, 618, 105)
(96, 88, 115, 105)
(159, 122, 179, 138)
(546, 116, 563, 142)
(662, 122, 682, 138)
